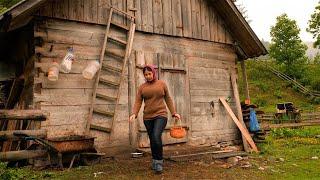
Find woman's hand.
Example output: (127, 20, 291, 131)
(173, 113, 181, 120)
(129, 114, 136, 122)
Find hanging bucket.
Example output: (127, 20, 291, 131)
(48, 62, 59, 81)
(60, 48, 74, 73)
(82, 60, 100, 79)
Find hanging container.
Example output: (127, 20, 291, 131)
(82, 60, 100, 79)
(47, 62, 59, 81)
(60, 48, 74, 73)
(170, 118, 186, 139)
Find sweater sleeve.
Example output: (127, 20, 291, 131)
(132, 85, 143, 116)
(163, 82, 176, 115)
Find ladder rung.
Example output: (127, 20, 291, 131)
(106, 49, 125, 59)
(111, 7, 135, 19)
(101, 62, 122, 73)
(93, 107, 114, 117)
(99, 77, 120, 86)
(110, 21, 130, 30)
(96, 92, 117, 101)
(90, 124, 111, 133)
(108, 36, 127, 45)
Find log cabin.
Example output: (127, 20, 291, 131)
(0, 0, 267, 155)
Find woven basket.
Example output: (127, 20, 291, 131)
(170, 118, 186, 139)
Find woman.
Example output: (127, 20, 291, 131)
(129, 64, 181, 174)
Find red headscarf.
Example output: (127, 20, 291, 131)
(143, 64, 158, 82)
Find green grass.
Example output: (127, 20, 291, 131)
(238, 60, 320, 113)
(1, 127, 320, 179)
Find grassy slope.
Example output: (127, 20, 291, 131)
(238, 60, 320, 113)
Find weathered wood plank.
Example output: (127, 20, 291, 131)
(140, 0, 153, 32)
(181, 0, 192, 37)
(153, 0, 164, 34)
(84, 0, 98, 23)
(189, 79, 231, 90)
(52, 0, 68, 19)
(98, 0, 111, 24)
(162, 0, 172, 35)
(191, 0, 201, 39)
(138, 130, 187, 148)
(134, 0, 142, 30)
(172, 0, 183, 36)
(39, 1, 53, 17)
(208, 4, 217, 41)
(219, 98, 258, 152)
(217, 15, 226, 43)
(200, 0, 210, 40)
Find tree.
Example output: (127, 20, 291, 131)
(269, 14, 308, 79)
(307, 2, 320, 48)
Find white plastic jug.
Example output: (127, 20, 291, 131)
(48, 62, 59, 81)
(60, 48, 74, 73)
(82, 60, 100, 79)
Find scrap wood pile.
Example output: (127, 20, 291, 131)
(241, 103, 266, 143)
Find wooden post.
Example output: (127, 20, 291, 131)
(0, 110, 47, 120)
(128, 52, 137, 147)
(240, 60, 250, 103)
(219, 98, 258, 152)
(0, 129, 47, 141)
(231, 74, 250, 152)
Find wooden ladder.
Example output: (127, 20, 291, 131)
(86, 7, 135, 135)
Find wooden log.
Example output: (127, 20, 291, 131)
(0, 150, 47, 161)
(219, 98, 258, 152)
(262, 120, 320, 130)
(0, 110, 47, 120)
(0, 130, 47, 141)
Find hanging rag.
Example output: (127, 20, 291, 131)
(249, 107, 260, 132)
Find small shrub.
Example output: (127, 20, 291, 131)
(273, 89, 282, 99)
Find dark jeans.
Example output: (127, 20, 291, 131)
(143, 116, 167, 160)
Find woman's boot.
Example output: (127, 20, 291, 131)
(154, 160, 163, 174)
(151, 159, 156, 170)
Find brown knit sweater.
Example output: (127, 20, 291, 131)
(132, 80, 176, 120)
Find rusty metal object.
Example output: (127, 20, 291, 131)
(47, 136, 95, 153)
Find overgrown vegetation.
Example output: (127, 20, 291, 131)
(238, 60, 320, 113)
(0, 0, 22, 14)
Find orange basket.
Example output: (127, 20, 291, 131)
(170, 118, 186, 139)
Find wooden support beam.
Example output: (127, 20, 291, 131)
(219, 98, 258, 153)
(0, 150, 47, 161)
(0, 129, 47, 141)
(0, 110, 47, 120)
(240, 61, 250, 101)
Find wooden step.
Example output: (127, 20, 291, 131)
(99, 77, 120, 86)
(106, 49, 125, 59)
(101, 62, 122, 73)
(96, 91, 117, 101)
(93, 107, 114, 117)
(108, 36, 127, 45)
(90, 124, 111, 133)
(110, 21, 130, 30)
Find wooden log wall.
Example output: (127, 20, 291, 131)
(132, 33, 240, 147)
(38, 0, 233, 44)
(33, 18, 130, 150)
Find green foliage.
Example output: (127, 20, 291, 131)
(307, 2, 320, 49)
(0, 0, 22, 13)
(269, 14, 308, 79)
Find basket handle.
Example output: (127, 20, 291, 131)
(173, 116, 183, 128)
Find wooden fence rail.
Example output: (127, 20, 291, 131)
(0, 110, 48, 121)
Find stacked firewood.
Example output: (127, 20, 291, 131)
(241, 103, 266, 143)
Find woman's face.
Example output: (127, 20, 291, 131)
(144, 69, 154, 82)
